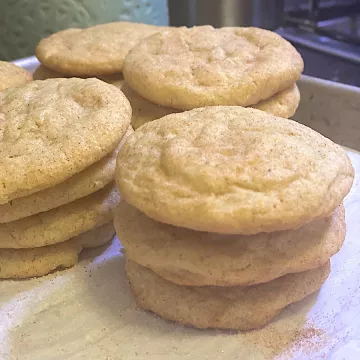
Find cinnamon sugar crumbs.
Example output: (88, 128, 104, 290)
(241, 322, 329, 359)
(289, 326, 328, 357)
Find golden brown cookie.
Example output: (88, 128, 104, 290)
(123, 26, 303, 110)
(0, 184, 119, 249)
(252, 83, 300, 119)
(0, 61, 32, 91)
(116, 106, 354, 234)
(36, 22, 165, 76)
(0, 127, 133, 223)
(0, 78, 131, 204)
(0, 221, 115, 279)
(115, 201, 344, 286)
(126, 259, 330, 330)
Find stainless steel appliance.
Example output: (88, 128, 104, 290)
(279, 0, 360, 86)
(168, 0, 360, 87)
(168, 0, 285, 29)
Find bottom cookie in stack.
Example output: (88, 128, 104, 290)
(114, 201, 344, 330)
(126, 259, 330, 331)
(0, 184, 120, 279)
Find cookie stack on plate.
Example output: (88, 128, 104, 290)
(33, 21, 165, 88)
(0, 77, 131, 279)
(122, 25, 303, 129)
(114, 106, 354, 330)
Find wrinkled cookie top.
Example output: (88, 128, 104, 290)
(0, 78, 131, 203)
(116, 106, 354, 234)
(36, 22, 165, 76)
(123, 26, 303, 109)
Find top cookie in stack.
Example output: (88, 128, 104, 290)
(116, 107, 353, 235)
(0, 77, 131, 279)
(35, 21, 164, 77)
(122, 25, 303, 129)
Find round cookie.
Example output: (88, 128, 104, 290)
(115, 201, 344, 286)
(251, 83, 300, 119)
(0, 61, 32, 91)
(0, 127, 132, 223)
(0, 183, 119, 248)
(0, 78, 131, 204)
(36, 22, 165, 76)
(123, 26, 303, 110)
(0, 222, 115, 279)
(116, 106, 354, 234)
(126, 260, 330, 330)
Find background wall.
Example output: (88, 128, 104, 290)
(0, 0, 169, 61)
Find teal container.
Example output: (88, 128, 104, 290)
(0, 0, 169, 61)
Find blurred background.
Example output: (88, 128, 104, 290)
(1, 0, 359, 87)
(0, 0, 169, 60)
(168, 0, 360, 87)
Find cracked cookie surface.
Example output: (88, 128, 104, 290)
(0, 78, 131, 203)
(36, 22, 165, 76)
(123, 26, 303, 110)
(116, 106, 354, 234)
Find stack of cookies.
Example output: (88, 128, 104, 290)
(33, 23, 302, 130)
(122, 25, 303, 129)
(114, 106, 354, 330)
(33, 21, 165, 88)
(0, 77, 131, 279)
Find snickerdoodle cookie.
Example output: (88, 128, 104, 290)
(0, 78, 131, 204)
(123, 26, 303, 110)
(115, 201, 344, 286)
(0, 184, 119, 249)
(126, 82, 300, 130)
(0, 61, 32, 91)
(116, 106, 354, 234)
(0, 221, 115, 279)
(126, 259, 330, 330)
(0, 127, 132, 223)
(36, 22, 164, 76)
